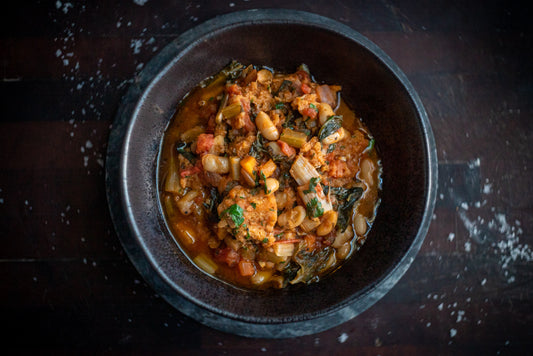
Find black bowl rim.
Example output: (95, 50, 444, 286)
(105, 8, 438, 338)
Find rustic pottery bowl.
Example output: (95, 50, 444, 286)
(106, 9, 437, 338)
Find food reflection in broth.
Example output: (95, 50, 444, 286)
(159, 61, 381, 289)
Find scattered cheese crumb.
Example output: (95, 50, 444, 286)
(338, 332, 349, 343)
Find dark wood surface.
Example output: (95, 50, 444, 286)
(1, 1, 532, 354)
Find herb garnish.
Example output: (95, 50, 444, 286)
(303, 177, 320, 194)
(306, 197, 324, 218)
(222, 204, 244, 227)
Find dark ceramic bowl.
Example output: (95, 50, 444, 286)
(106, 9, 437, 338)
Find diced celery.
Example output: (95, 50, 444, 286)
(280, 128, 308, 148)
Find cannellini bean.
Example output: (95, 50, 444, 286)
(354, 214, 367, 236)
(275, 190, 289, 210)
(202, 154, 229, 174)
(277, 205, 306, 229)
(264, 178, 280, 195)
(322, 127, 346, 145)
(255, 111, 280, 141)
(336, 241, 351, 260)
(316, 210, 338, 236)
(318, 103, 335, 126)
(256, 69, 273, 85)
(332, 226, 354, 248)
(176, 190, 199, 215)
(251, 270, 273, 285)
(360, 158, 375, 186)
(266, 141, 283, 156)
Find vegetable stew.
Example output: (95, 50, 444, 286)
(158, 61, 381, 289)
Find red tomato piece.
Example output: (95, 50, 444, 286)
(195, 133, 214, 154)
(226, 84, 242, 95)
(277, 140, 296, 157)
(302, 107, 318, 120)
(215, 247, 240, 267)
(301, 83, 312, 94)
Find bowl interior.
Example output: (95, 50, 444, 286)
(122, 18, 433, 324)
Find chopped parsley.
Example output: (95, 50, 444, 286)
(261, 171, 269, 194)
(275, 102, 285, 110)
(306, 197, 324, 218)
(309, 103, 318, 112)
(262, 238, 269, 243)
(251, 202, 257, 209)
(222, 204, 244, 227)
(303, 177, 320, 194)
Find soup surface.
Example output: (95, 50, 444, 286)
(159, 61, 381, 289)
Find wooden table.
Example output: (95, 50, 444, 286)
(2, 1, 531, 354)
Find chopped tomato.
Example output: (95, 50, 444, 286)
(215, 247, 240, 267)
(328, 159, 350, 178)
(300, 83, 312, 94)
(238, 259, 255, 276)
(302, 106, 318, 120)
(277, 140, 296, 157)
(226, 84, 241, 95)
(195, 133, 214, 154)
(179, 165, 201, 178)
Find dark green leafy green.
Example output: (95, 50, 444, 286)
(249, 133, 267, 160)
(290, 245, 332, 284)
(222, 60, 245, 81)
(175, 141, 196, 164)
(324, 186, 364, 232)
(318, 115, 343, 141)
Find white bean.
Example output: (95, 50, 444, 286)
(316, 210, 338, 236)
(360, 158, 375, 186)
(354, 214, 367, 236)
(255, 111, 280, 141)
(256, 69, 273, 85)
(332, 226, 354, 248)
(202, 154, 229, 174)
(336, 241, 351, 260)
(278, 205, 306, 229)
(318, 103, 335, 126)
(321, 127, 346, 145)
(264, 178, 280, 195)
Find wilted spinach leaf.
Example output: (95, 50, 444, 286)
(318, 115, 343, 141)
